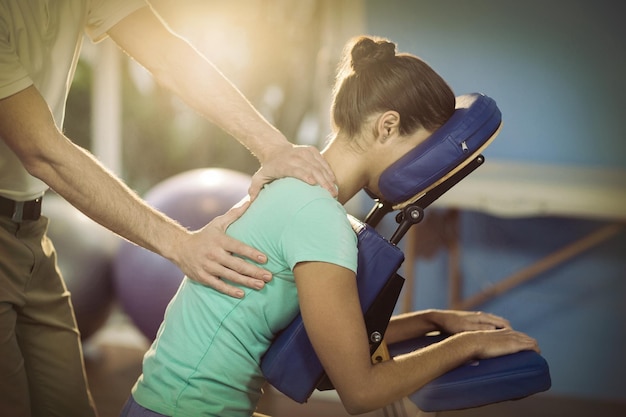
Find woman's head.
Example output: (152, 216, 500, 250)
(330, 36, 455, 140)
(323, 36, 456, 203)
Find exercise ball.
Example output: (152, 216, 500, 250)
(43, 194, 120, 340)
(113, 168, 252, 341)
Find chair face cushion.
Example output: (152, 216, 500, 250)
(378, 93, 501, 205)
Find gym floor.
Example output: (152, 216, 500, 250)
(84, 309, 626, 417)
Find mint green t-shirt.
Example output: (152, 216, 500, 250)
(132, 178, 358, 416)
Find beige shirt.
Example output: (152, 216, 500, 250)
(0, 0, 144, 201)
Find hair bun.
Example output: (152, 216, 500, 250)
(351, 37, 396, 72)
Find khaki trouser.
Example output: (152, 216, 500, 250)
(0, 215, 97, 417)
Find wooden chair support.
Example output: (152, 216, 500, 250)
(402, 216, 625, 312)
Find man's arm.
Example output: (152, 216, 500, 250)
(106, 6, 336, 198)
(0, 86, 269, 298)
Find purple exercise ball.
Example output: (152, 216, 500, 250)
(112, 168, 251, 341)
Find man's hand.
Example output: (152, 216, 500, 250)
(249, 144, 336, 200)
(173, 199, 271, 298)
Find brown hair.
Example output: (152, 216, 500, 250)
(331, 36, 455, 138)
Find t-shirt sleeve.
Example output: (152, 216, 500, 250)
(0, 18, 32, 99)
(85, 0, 147, 43)
(281, 197, 358, 274)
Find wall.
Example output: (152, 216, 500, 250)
(364, 0, 626, 402)
(365, 0, 626, 168)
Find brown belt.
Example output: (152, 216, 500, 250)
(0, 195, 43, 222)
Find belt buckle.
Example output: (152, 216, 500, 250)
(11, 201, 25, 222)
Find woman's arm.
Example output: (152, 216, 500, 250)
(385, 309, 513, 345)
(294, 261, 539, 415)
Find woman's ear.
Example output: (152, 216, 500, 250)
(376, 111, 400, 143)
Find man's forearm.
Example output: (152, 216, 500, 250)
(31, 135, 188, 263)
(107, 6, 288, 163)
(0, 85, 186, 263)
(156, 40, 289, 162)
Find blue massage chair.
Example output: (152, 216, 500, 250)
(261, 93, 552, 412)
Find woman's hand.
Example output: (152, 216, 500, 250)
(458, 328, 541, 359)
(249, 144, 336, 200)
(431, 309, 512, 334)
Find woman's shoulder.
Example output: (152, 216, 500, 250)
(262, 177, 335, 202)
(252, 178, 345, 226)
